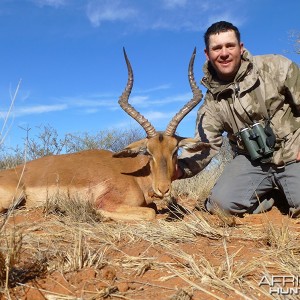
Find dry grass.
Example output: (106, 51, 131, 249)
(171, 167, 222, 206)
(44, 192, 103, 224)
(1, 196, 300, 300)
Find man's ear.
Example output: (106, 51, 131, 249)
(178, 138, 210, 153)
(113, 139, 148, 158)
(204, 48, 210, 61)
(240, 42, 244, 55)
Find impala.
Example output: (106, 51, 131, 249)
(0, 48, 209, 221)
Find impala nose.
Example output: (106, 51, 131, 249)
(157, 184, 171, 197)
(148, 184, 171, 198)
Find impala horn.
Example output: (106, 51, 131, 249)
(118, 47, 157, 138)
(165, 47, 203, 136)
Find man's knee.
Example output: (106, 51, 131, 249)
(205, 189, 246, 216)
(205, 188, 276, 217)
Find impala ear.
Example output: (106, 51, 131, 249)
(113, 139, 148, 158)
(178, 138, 210, 153)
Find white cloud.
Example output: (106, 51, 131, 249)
(59, 96, 119, 110)
(162, 0, 188, 9)
(83, 108, 99, 114)
(84, 0, 247, 32)
(111, 110, 174, 132)
(32, 0, 67, 8)
(204, 10, 247, 31)
(30, 0, 248, 32)
(128, 95, 149, 105)
(12, 104, 67, 117)
(138, 92, 194, 107)
(3, 85, 198, 119)
(72, 91, 194, 110)
(135, 84, 171, 94)
(86, 0, 137, 27)
(144, 111, 174, 121)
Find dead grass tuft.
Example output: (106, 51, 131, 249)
(181, 209, 229, 240)
(263, 219, 298, 252)
(0, 230, 47, 291)
(171, 154, 229, 206)
(172, 169, 219, 204)
(44, 192, 103, 223)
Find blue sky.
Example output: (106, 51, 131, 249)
(0, 0, 299, 149)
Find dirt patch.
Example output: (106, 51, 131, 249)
(0, 203, 299, 300)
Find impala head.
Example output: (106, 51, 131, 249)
(113, 48, 210, 198)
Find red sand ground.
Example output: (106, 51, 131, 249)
(0, 204, 299, 300)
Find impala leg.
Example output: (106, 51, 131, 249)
(0, 187, 24, 213)
(97, 205, 156, 221)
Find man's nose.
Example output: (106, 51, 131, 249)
(220, 47, 229, 56)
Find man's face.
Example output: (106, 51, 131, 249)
(204, 30, 244, 82)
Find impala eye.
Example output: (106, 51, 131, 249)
(143, 149, 150, 156)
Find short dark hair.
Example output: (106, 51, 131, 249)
(204, 21, 241, 49)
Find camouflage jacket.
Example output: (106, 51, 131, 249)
(179, 49, 300, 178)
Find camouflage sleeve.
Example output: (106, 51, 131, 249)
(282, 59, 300, 156)
(284, 61, 300, 112)
(178, 95, 224, 178)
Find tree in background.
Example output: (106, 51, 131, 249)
(0, 125, 145, 169)
(292, 31, 300, 54)
(288, 30, 300, 55)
